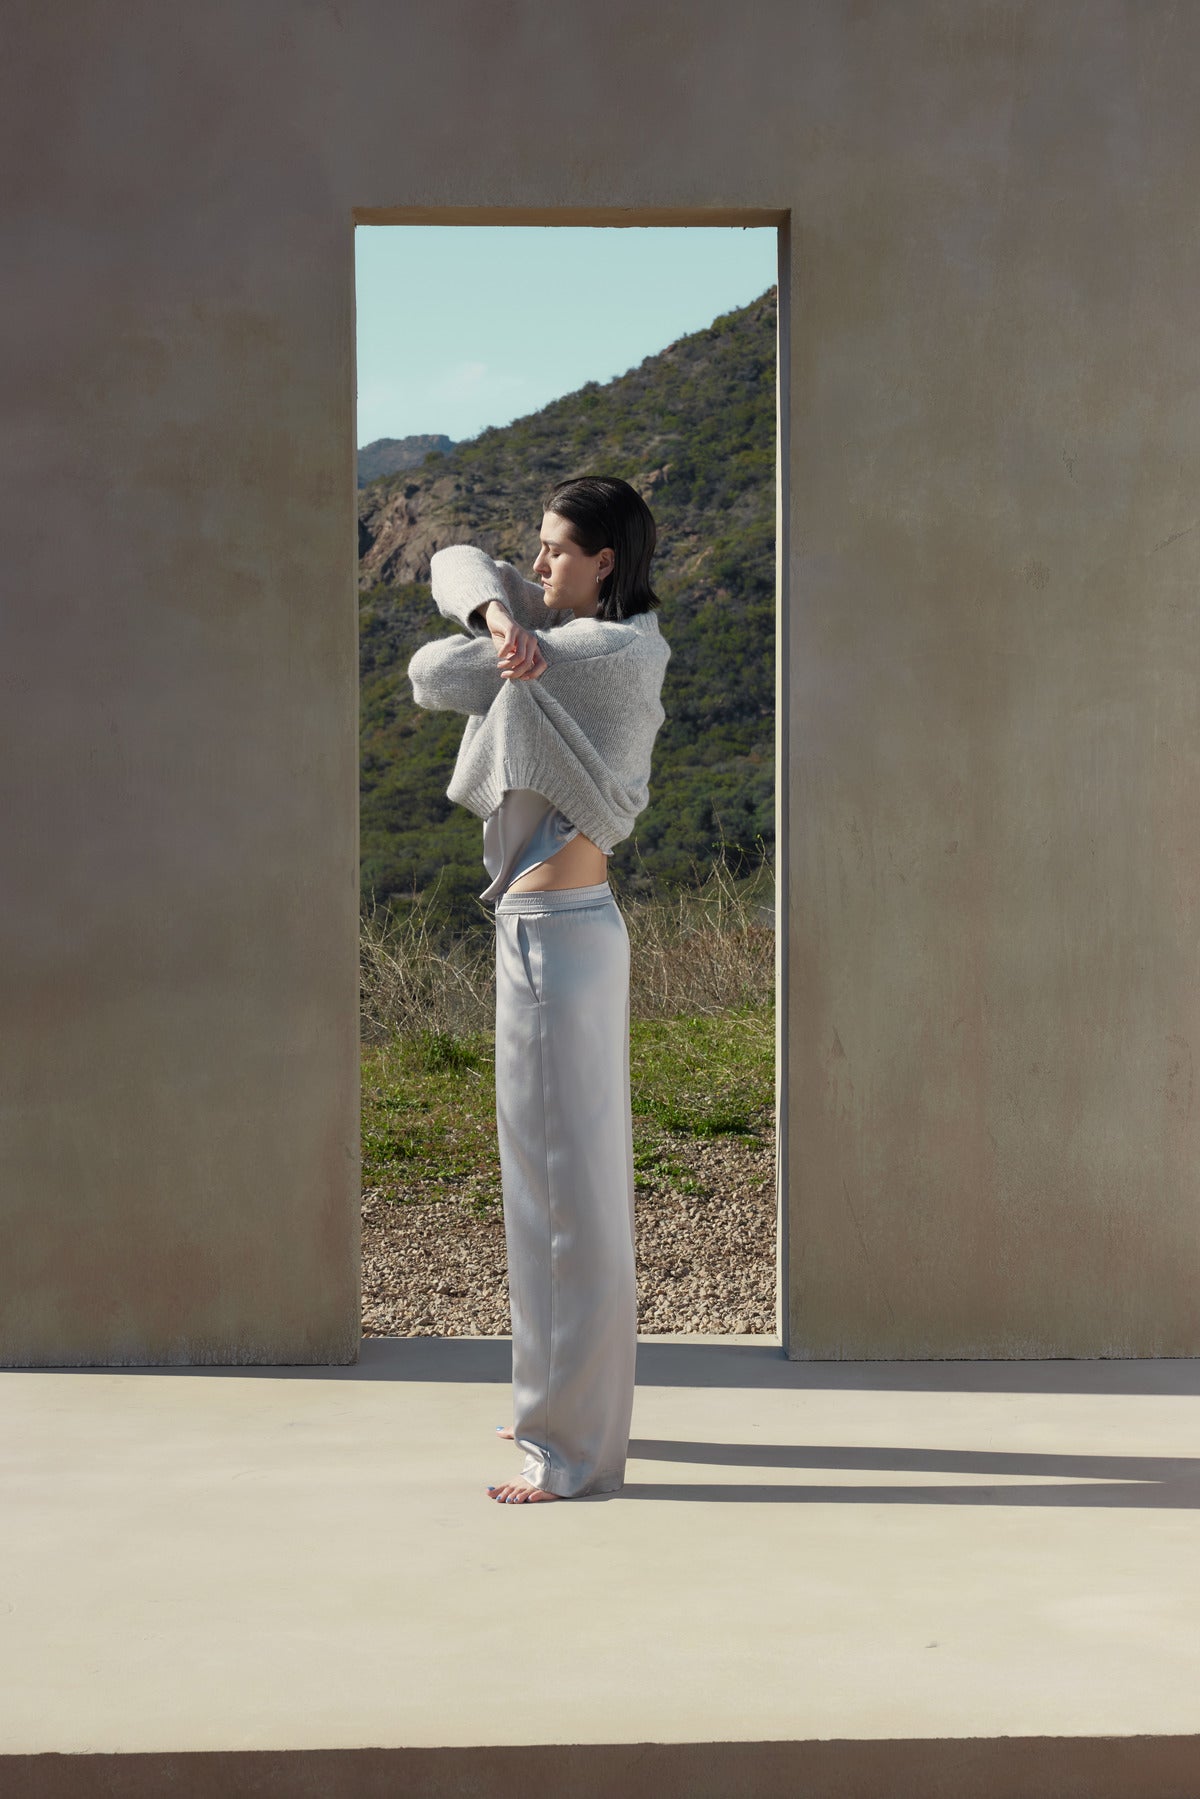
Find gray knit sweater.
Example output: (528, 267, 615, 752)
(406, 543, 670, 854)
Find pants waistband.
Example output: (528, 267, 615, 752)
(495, 880, 615, 916)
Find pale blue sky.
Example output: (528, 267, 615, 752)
(353, 225, 778, 448)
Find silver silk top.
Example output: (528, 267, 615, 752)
(480, 788, 583, 902)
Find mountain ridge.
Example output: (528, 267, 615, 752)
(357, 433, 457, 489)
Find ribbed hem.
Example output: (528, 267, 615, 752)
(446, 739, 639, 859)
(495, 880, 614, 915)
(449, 767, 631, 857)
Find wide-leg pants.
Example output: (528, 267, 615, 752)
(493, 879, 637, 1497)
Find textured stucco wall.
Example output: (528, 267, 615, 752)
(2, 1, 1197, 1363)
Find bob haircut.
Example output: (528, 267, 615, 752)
(542, 474, 661, 623)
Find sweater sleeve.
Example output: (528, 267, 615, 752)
(428, 543, 569, 637)
(406, 634, 506, 716)
(407, 617, 646, 719)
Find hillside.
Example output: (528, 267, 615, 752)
(358, 285, 777, 939)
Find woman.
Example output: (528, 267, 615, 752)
(407, 474, 671, 1505)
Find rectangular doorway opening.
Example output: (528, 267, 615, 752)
(350, 207, 791, 1357)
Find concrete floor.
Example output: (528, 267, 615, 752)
(3, 1335, 1200, 1796)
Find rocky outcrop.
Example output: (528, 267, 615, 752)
(356, 466, 506, 589)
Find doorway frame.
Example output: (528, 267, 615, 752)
(350, 204, 793, 1354)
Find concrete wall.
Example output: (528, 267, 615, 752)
(2, 1, 1197, 1364)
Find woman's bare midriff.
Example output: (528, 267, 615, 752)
(505, 829, 608, 895)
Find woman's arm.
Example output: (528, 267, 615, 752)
(406, 634, 509, 716)
(407, 617, 640, 718)
(468, 597, 513, 634)
(429, 544, 568, 637)
(492, 558, 569, 634)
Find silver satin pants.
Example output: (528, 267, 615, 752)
(493, 879, 637, 1497)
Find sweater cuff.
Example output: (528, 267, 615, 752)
(429, 544, 511, 638)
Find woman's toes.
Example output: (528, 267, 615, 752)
(485, 1479, 561, 1503)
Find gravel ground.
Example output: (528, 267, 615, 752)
(361, 1124, 777, 1337)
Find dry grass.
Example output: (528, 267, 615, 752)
(359, 844, 775, 1045)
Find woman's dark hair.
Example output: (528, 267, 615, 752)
(542, 475, 660, 622)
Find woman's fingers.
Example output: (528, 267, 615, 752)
(490, 625, 524, 661)
(496, 631, 546, 680)
(496, 636, 528, 668)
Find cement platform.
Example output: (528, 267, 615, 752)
(3, 1336, 1200, 1797)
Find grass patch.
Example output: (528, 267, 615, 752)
(630, 1004, 773, 1142)
(362, 1003, 773, 1201)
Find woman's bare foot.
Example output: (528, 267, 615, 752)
(487, 1477, 562, 1503)
(496, 1425, 514, 1440)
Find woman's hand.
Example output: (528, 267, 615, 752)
(485, 599, 547, 681)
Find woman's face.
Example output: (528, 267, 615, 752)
(531, 511, 613, 619)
